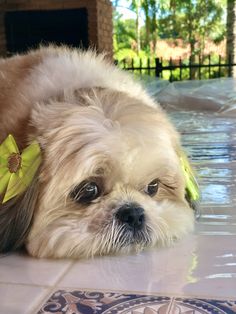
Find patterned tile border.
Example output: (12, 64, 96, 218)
(38, 290, 236, 314)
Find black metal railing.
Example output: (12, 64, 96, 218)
(116, 55, 236, 81)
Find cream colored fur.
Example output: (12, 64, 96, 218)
(0, 47, 194, 258)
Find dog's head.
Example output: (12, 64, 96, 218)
(14, 87, 194, 258)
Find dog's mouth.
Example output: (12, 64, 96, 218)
(99, 221, 152, 254)
(121, 226, 151, 245)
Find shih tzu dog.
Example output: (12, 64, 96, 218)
(0, 46, 197, 258)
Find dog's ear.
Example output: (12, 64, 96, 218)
(0, 176, 39, 253)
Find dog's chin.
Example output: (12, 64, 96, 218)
(97, 223, 153, 254)
(26, 223, 152, 259)
(26, 200, 194, 259)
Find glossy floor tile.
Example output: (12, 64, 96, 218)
(56, 235, 236, 299)
(0, 252, 72, 286)
(0, 283, 47, 314)
(1, 83, 236, 313)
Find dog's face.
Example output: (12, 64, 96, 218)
(25, 88, 194, 258)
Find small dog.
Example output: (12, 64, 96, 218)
(0, 47, 195, 258)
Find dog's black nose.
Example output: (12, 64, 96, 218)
(116, 203, 145, 230)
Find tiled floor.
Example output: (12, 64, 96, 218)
(1, 90, 236, 313)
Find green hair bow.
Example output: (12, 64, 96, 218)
(0, 135, 41, 204)
(180, 151, 200, 203)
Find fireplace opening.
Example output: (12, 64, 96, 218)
(5, 8, 88, 54)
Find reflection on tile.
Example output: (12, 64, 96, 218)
(58, 235, 236, 299)
(38, 290, 236, 314)
(201, 184, 230, 204)
(0, 252, 72, 286)
(0, 283, 47, 314)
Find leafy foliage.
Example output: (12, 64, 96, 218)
(113, 0, 226, 61)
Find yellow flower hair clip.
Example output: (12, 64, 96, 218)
(179, 150, 200, 204)
(0, 134, 42, 204)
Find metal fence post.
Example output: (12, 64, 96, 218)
(228, 54, 232, 77)
(155, 58, 162, 77)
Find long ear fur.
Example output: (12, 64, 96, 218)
(0, 176, 39, 253)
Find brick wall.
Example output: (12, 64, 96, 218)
(0, 0, 113, 57)
(97, 0, 113, 56)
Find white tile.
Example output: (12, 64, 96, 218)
(0, 252, 72, 286)
(58, 234, 236, 299)
(0, 283, 48, 314)
(57, 236, 197, 292)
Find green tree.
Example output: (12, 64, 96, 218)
(113, 0, 226, 64)
(130, 0, 142, 54)
(113, 11, 140, 60)
(158, 0, 226, 78)
(226, 0, 236, 76)
(129, 0, 170, 55)
(159, 0, 226, 56)
(113, 12, 136, 50)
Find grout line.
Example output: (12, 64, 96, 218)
(36, 285, 236, 302)
(1, 281, 234, 308)
(0, 281, 50, 288)
(167, 298, 175, 314)
(30, 260, 75, 314)
(28, 288, 51, 314)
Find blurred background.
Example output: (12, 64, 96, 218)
(0, 0, 235, 81)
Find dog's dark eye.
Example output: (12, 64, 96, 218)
(70, 181, 101, 203)
(145, 179, 159, 197)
